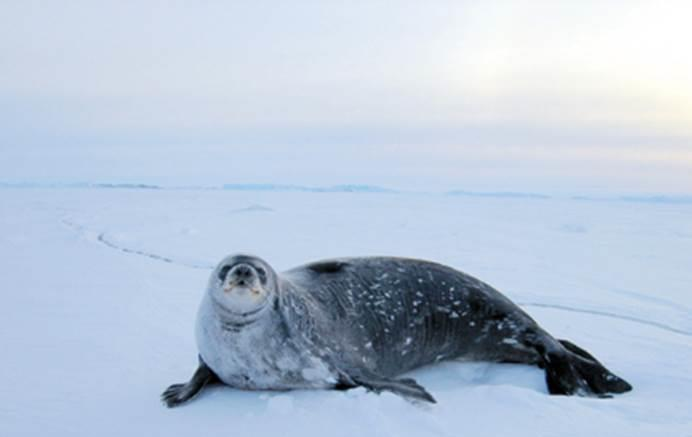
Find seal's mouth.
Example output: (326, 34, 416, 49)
(223, 282, 262, 296)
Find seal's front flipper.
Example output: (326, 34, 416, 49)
(161, 356, 219, 408)
(342, 373, 437, 403)
(542, 342, 632, 397)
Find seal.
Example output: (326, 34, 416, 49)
(162, 255, 632, 406)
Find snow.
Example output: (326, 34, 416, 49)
(1, 187, 691, 436)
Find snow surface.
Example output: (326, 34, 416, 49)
(1, 188, 691, 436)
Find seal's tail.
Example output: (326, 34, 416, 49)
(543, 339, 632, 397)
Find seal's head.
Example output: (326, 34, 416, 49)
(208, 254, 278, 317)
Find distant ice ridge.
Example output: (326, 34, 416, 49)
(447, 190, 551, 200)
(90, 183, 161, 189)
(0, 181, 395, 193)
(0, 181, 162, 189)
(616, 195, 692, 204)
(231, 204, 275, 213)
(221, 184, 397, 193)
(569, 194, 692, 204)
(2, 181, 692, 204)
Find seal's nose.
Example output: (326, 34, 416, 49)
(234, 264, 253, 278)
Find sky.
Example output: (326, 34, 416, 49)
(1, 0, 691, 193)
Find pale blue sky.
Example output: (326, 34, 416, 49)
(2, 1, 691, 193)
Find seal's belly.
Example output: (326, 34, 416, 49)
(196, 308, 335, 390)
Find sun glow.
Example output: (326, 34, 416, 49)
(439, 1, 692, 134)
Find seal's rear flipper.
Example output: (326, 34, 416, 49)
(558, 339, 599, 362)
(340, 373, 437, 403)
(543, 342, 632, 397)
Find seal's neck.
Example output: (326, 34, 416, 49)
(207, 293, 277, 332)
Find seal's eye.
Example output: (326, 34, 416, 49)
(218, 265, 231, 281)
(256, 267, 267, 283)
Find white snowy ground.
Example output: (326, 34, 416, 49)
(1, 188, 691, 436)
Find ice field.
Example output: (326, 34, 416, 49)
(1, 187, 691, 436)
